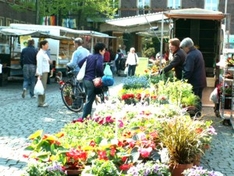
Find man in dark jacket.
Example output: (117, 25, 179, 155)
(180, 37, 207, 114)
(20, 39, 38, 98)
(161, 38, 186, 80)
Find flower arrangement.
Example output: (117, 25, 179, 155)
(22, 162, 66, 176)
(127, 161, 171, 176)
(158, 116, 216, 166)
(182, 166, 223, 176)
(122, 75, 150, 89)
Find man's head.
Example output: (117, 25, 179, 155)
(180, 37, 194, 53)
(74, 38, 83, 48)
(28, 39, 34, 46)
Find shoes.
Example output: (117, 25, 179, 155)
(38, 103, 49, 107)
(22, 88, 26, 98)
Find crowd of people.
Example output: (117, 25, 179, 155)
(20, 36, 206, 118)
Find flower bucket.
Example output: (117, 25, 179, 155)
(170, 163, 193, 176)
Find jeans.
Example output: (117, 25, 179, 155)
(23, 64, 36, 97)
(128, 65, 137, 76)
(82, 79, 95, 118)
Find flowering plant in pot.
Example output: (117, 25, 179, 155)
(157, 115, 213, 175)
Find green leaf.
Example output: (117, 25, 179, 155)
(130, 147, 140, 163)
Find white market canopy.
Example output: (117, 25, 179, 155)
(164, 8, 226, 20)
(105, 12, 168, 27)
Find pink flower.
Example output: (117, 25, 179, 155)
(138, 147, 152, 158)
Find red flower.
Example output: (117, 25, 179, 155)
(119, 163, 132, 171)
(97, 150, 108, 160)
(121, 156, 128, 162)
(138, 147, 152, 158)
(110, 148, 116, 157)
(89, 140, 96, 147)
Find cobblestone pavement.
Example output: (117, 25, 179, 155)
(0, 77, 234, 176)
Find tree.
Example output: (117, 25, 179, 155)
(38, 0, 117, 28)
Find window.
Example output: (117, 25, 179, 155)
(138, 0, 151, 15)
(204, 0, 218, 11)
(6, 18, 11, 26)
(167, 0, 181, 9)
(0, 17, 4, 26)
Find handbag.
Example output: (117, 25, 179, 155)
(77, 60, 87, 81)
(34, 79, 44, 95)
(93, 77, 102, 88)
(124, 66, 128, 75)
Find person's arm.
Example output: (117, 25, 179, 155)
(20, 49, 25, 68)
(183, 55, 195, 80)
(96, 57, 104, 77)
(67, 52, 77, 68)
(36, 52, 43, 77)
(163, 53, 182, 73)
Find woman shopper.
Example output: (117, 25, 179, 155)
(125, 47, 139, 76)
(36, 40, 51, 107)
(78, 42, 105, 118)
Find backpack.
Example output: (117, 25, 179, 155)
(117, 53, 124, 60)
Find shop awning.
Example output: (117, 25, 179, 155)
(0, 27, 73, 40)
(105, 12, 168, 27)
(164, 8, 226, 20)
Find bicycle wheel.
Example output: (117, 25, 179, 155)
(61, 82, 84, 112)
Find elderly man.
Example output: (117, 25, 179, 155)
(67, 37, 90, 76)
(66, 37, 90, 109)
(180, 37, 207, 116)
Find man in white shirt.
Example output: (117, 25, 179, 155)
(36, 40, 50, 107)
(67, 38, 90, 76)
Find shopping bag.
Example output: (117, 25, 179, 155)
(34, 79, 44, 95)
(103, 64, 113, 76)
(209, 87, 218, 103)
(102, 75, 114, 86)
(124, 66, 128, 75)
(77, 60, 87, 81)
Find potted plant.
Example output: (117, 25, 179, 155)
(157, 115, 207, 176)
(62, 85, 73, 105)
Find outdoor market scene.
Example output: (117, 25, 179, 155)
(1, 1, 234, 176)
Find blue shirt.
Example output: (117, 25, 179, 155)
(67, 46, 90, 72)
(78, 54, 104, 81)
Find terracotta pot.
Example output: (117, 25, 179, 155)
(65, 96, 72, 105)
(65, 169, 82, 176)
(170, 163, 193, 176)
(193, 154, 202, 166)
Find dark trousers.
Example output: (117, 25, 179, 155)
(82, 80, 95, 118)
(128, 65, 137, 76)
(193, 87, 204, 112)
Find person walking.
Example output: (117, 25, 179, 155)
(161, 38, 186, 80)
(125, 47, 139, 76)
(36, 40, 51, 107)
(180, 37, 207, 115)
(78, 42, 105, 118)
(20, 39, 38, 98)
(115, 49, 123, 76)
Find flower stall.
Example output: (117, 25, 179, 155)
(22, 74, 222, 176)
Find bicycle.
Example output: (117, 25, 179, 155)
(57, 67, 108, 112)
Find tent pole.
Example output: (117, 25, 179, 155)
(160, 13, 164, 69)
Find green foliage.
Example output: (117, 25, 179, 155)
(143, 47, 156, 58)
